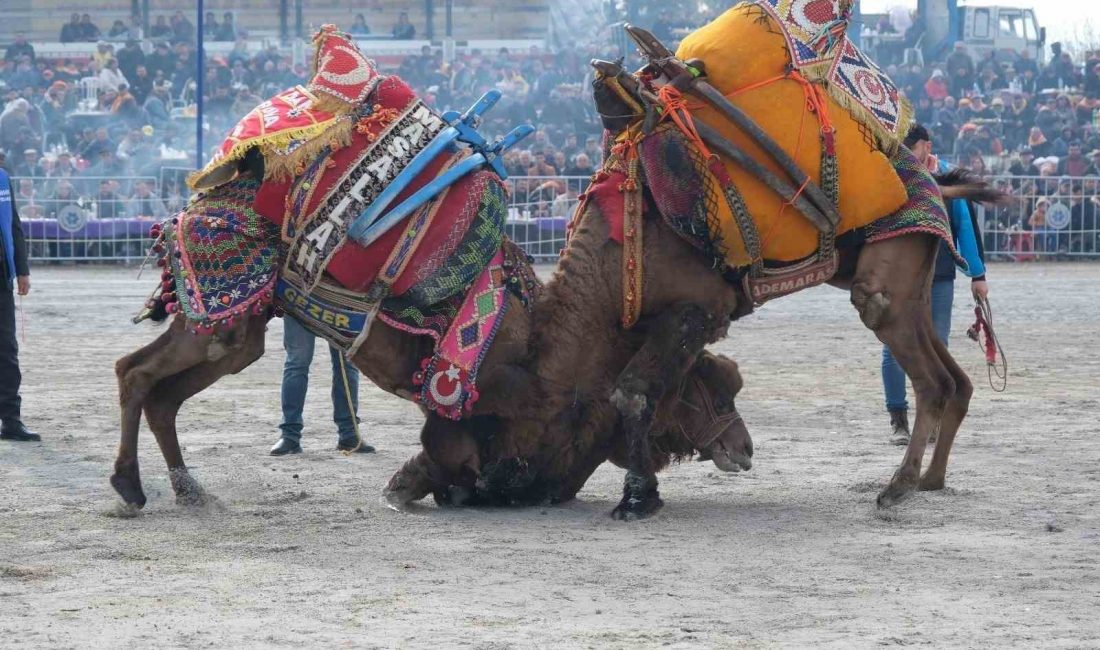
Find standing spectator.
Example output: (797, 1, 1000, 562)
(0, 99, 37, 156)
(143, 83, 172, 130)
(60, 14, 82, 43)
(116, 40, 145, 84)
(1028, 197, 1054, 252)
(350, 14, 371, 37)
(78, 14, 102, 42)
(145, 41, 174, 78)
(393, 12, 416, 39)
(13, 179, 41, 219)
(882, 125, 988, 445)
(946, 42, 975, 97)
(4, 33, 35, 64)
(128, 65, 153, 104)
(267, 315, 372, 456)
(0, 162, 37, 442)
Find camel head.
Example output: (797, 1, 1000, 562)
(680, 353, 752, 472)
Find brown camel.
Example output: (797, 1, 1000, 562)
(112, 179, 752, 511)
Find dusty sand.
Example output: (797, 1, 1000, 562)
(1, 263, 1098, 648)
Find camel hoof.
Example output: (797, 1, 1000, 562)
(918, 473, 946, 492)
(109, 472, 147, 509)
(610, 491, 663, 521)
(876, 480, 916, 509)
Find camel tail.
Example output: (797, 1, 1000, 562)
(934, 168, 1008, 205)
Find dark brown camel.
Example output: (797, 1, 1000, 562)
(112, 203, 752, 511)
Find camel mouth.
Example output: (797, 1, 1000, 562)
(710, 449, 753, 473)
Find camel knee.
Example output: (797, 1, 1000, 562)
(851, 283, 891, 331)
(914, 372, 955, 413)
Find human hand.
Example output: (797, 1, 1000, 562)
(971, 279, 988, 301)
(16, 276, 30, 296)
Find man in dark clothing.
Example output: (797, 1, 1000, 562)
(60, 14, 82, 43)
(0, 165, 38, 441)
(4, 33, 35, 63)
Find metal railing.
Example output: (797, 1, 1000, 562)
(15, 173, 1100, 263)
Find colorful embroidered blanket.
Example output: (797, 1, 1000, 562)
(671, 5, 911, 264)
(751, 0, 912, 148)
(864, 148, 967, 269)
(188, 26, 383, 192)
(590, 140, 964, 271)
(138, 177, 281, 331)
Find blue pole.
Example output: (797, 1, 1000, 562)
(196, 0, 205, 170)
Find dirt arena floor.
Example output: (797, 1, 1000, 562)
(1, 262, 1098, 648)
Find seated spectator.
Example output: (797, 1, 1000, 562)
(12, 149, 44, 178)
(129, 65, 153, 104)
(1028, 126, 1051, 158)
(924, 69, 948, 101)
(92, 41, 115, 69)
(1052, 127, 1076, 158)
(95, 179, 126, 219)
(79, 127, 115, 160)
(48, 179, 80, 217)
(47, 150, 78, 179)
(202, 11, 220, 41)
(1057, 141, 1089, 177)
(172, 11, 196, 44)
(4, 33, 35, 64)
(128, 180, 168, 219)
(1009, 148, 1040, 178)
(146, 41, 174, 78)
(149, 15, 173, 39)
(60, 13, 82, 43)
(98, 58, 129, 94)
(350, 14, 371, 37)
(1087, 150, 1100, 176)
(393, 12, 416, 39)
(14, 178, 42, 219)
(0, 99, 38, 155)
(217, 12, 240, 42)
(79, 14, 102, 42)
(108, 20, 130, 41)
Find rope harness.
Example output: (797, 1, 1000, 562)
(675, 376, 743, 451)
(967, 296, 1008, 392)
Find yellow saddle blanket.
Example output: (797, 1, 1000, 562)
(673, 3, 909, 265)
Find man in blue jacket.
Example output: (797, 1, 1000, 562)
(885, 124, 989, 445)
(0, 164, 38, 441)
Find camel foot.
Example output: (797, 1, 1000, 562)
(918, 472, 946, 492)
(611, 473, 663, 521)
(110, 470, 147, 509)
(383, 463, 433, 511)
(876, 478, 917, 509)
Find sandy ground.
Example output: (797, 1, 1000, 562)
(1, 262, 1098, 649)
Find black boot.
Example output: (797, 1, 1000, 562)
(889, 409, 909, 446)
(0, 421, 41, 442)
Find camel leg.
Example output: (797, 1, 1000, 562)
(142, 314, 267, 506)
(609, 303, 714, 520)
(112, 318, 211, 508)
(920, 334, 972, 491)
(851, 237, 956, 508)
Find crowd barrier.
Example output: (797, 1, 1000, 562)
(16, 174, 1100, 263)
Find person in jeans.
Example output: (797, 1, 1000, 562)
(269, 315, 375, 455)
(884, 124, 989, 445)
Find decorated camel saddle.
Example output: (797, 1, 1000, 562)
(584, 0, 963, 312)
(138, 26, 535, 419)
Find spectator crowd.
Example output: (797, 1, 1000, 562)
(0, 7, 1097, 254)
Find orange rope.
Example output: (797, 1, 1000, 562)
(656, 85, 713, 160)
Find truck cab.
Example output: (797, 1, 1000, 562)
(960, 5, 1045, 65)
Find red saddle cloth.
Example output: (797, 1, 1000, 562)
(251, 76, 488, 295)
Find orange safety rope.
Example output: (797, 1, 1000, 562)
(656, 85, 713, 160)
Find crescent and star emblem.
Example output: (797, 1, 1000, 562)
(428, 365, 464, 406)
